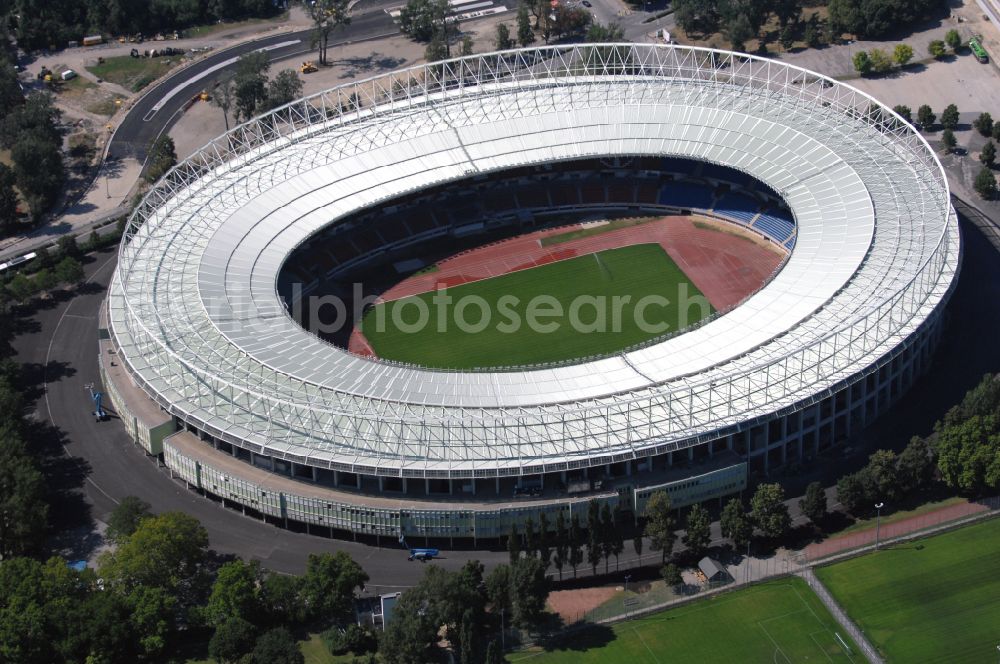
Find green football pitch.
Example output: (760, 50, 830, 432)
(360, 243, 712, 369)
(508, 578, 860, 663)
(816, 516, 1000, 663)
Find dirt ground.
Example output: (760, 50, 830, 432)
(547, 586, 620, 624)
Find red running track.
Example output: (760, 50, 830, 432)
(349, 215, 786, 357)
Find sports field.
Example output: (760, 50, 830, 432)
(815, 516, 1000, 663)
(360, 243, 712, 369)
(509, 578, 859, 663)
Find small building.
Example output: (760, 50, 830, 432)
(698, 557, 729, 583)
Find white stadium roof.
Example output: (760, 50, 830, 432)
(108, 44, 959, 478)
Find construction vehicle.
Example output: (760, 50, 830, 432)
(970, 35, 989, 64)
(300, 61, 318, 74)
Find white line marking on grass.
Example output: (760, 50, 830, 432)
(631, 626, 661, 664)
(757, 621, 792, 664)
(808, 630, 837, 663)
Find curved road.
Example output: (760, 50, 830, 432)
(20, 246, 508, 584)
(110, 11, 397, 162)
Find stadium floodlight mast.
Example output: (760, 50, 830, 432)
(874, 502, 885, 550)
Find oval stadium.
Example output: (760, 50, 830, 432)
(101, 44, 960, 545)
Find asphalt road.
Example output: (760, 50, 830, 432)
(15, 247, 508, 585)
(110, 12, 397, 163)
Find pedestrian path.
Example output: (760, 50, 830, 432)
(797, 567, 883, 664)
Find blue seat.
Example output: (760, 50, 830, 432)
(753, 214, 795, 243)
(657, 181, 714, 209)
(713, 192, 759, 226)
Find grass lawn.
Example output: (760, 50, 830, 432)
(87, 56, 181, 92)
(815, 516, 1000, 663)
(361, 243, 712, 369)
(816, 519, 1000, 662)
(511, 578, 860, 663)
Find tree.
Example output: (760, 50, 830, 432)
(11, 133, 63, 219)
(537, 512, 551, 572)
(54, 257, 84, 286)
(974, 112, 994, 136)
(898, 436, 935, 494)
(508, 523, 520, 564)
(0, 428, 48, 559)
(425, 34, 449, 63)
(129, 586, 178, 659)
(211, 76, 236, 132)
(660, 563, 682, 587)
(945, 28, 962, 51)
(105, 495, 152, 543)
(941, 128, 957, 153)
(720, 498, 751, 550)
(803, 13, 822, 48)
(251, 627, 304, 664)
(836, 470, 873, 514)
(682, 503, 711, 559)
(400, 0, 448, 42)
(310, 0, 351, 66)
(866, 449, 902, 502)
(587, 500, 602, 575)
(209, 616, 257, 664)
(523, 516, 538, 559)
(633, 532, 643, 564)
(799, 481, 827, 524)
(975, 166, 998, 200)
(892, 105, 912, 124)
(206, 560, 262, 625)
(485, 639, 504, 664)
(300, 551, 369, 625)
(977, 140, 996, 168)
(510, 557, 548, 628)
(852, 51, 872, 76)
(586, 21, 625, 43)
(779, 23, 795, 51)
(936, 414, 1000, 491)
(98, 512, 209, 600)
(726, 13, 754, 52)
(0, 164, 17, 232)
(893, 43, 913, 67)
(917, 104, 936, 130)
(460, 35, 474, 56)
(643, 491, 676, 564)
(993, 122, 1000, 142)
(145, 134, 177, 183)
(553, 510, 568, 580)
(568, 513, 583, 578)
(233, 51, 271, 122)
(868, 48, 892, 74)
(750, 483, 791, 539)
(940, 104, 960, 130)
(928, 40, 947, 59)
(265, 69, 303, 112)
(495, 23, 514, 50)
(610, 506, 624, 571)
(260, 572, 306, 627)
(516, 5, 534, 47)
(485, 563, 512, 618)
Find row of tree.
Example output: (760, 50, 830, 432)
(1, 496, 372, 664)
(7, 0, 282, 52)
(0, 92, 65, 224)
(211, 51, 305, 131)
(853, 29, 964, 77)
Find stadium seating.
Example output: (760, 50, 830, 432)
(657, 180, 715, 209)
(712, 192, 760, 225)
(752, 213, 796, 243)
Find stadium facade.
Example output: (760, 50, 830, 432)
(101, 44, 959, 544)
